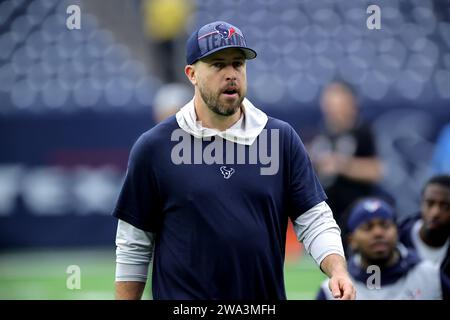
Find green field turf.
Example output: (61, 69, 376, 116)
(0, 248, 326, 300)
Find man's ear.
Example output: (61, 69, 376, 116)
(185, 65, 197, 85)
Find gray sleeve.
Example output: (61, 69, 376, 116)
(115, 219, 155, 282)
(293, 201, 345, 266)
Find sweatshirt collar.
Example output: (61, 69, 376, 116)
(175, 98, 268, 145)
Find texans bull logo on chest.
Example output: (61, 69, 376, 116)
(220, 166, 235, 179)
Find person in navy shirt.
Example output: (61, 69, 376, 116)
(113, 21, 355, 300)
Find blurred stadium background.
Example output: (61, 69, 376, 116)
(0, 0, 449, 299)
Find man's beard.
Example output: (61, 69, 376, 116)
(199, 84, 245, 116)
(423, 223, 450, 243)
(363, 248, 397, 269)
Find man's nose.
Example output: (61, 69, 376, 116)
(224, 66, 238, 81)
(371, 225, 386, 237)
(428, 204, 442, 219)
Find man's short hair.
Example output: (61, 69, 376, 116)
(422, 174, 450, 194)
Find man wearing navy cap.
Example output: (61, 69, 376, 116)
(113, 21, 355, 300)
(316, 198, 444, 299)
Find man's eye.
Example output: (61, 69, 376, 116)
(233, 61, 243, 68)
(213, 63, 224, 68)
(380, 221, 391, 229)
(360, 224, 371, 231)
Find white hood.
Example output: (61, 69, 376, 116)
(175, 98, 268, 145)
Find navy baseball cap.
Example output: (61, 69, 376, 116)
(186, 21, 257, 65)
(347, 198, 396, 233)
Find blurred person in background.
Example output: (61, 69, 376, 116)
(152, 83, 193, 123)
(431, 123, 450, 174)
(399, 175, 450, 265)
(141, 0, 194, 83)
(309, 81, 384, 241)
(317, 198, 444, 300)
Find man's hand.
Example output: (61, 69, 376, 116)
(328, 272, 356, 300)
(320, 253, 356, 300)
